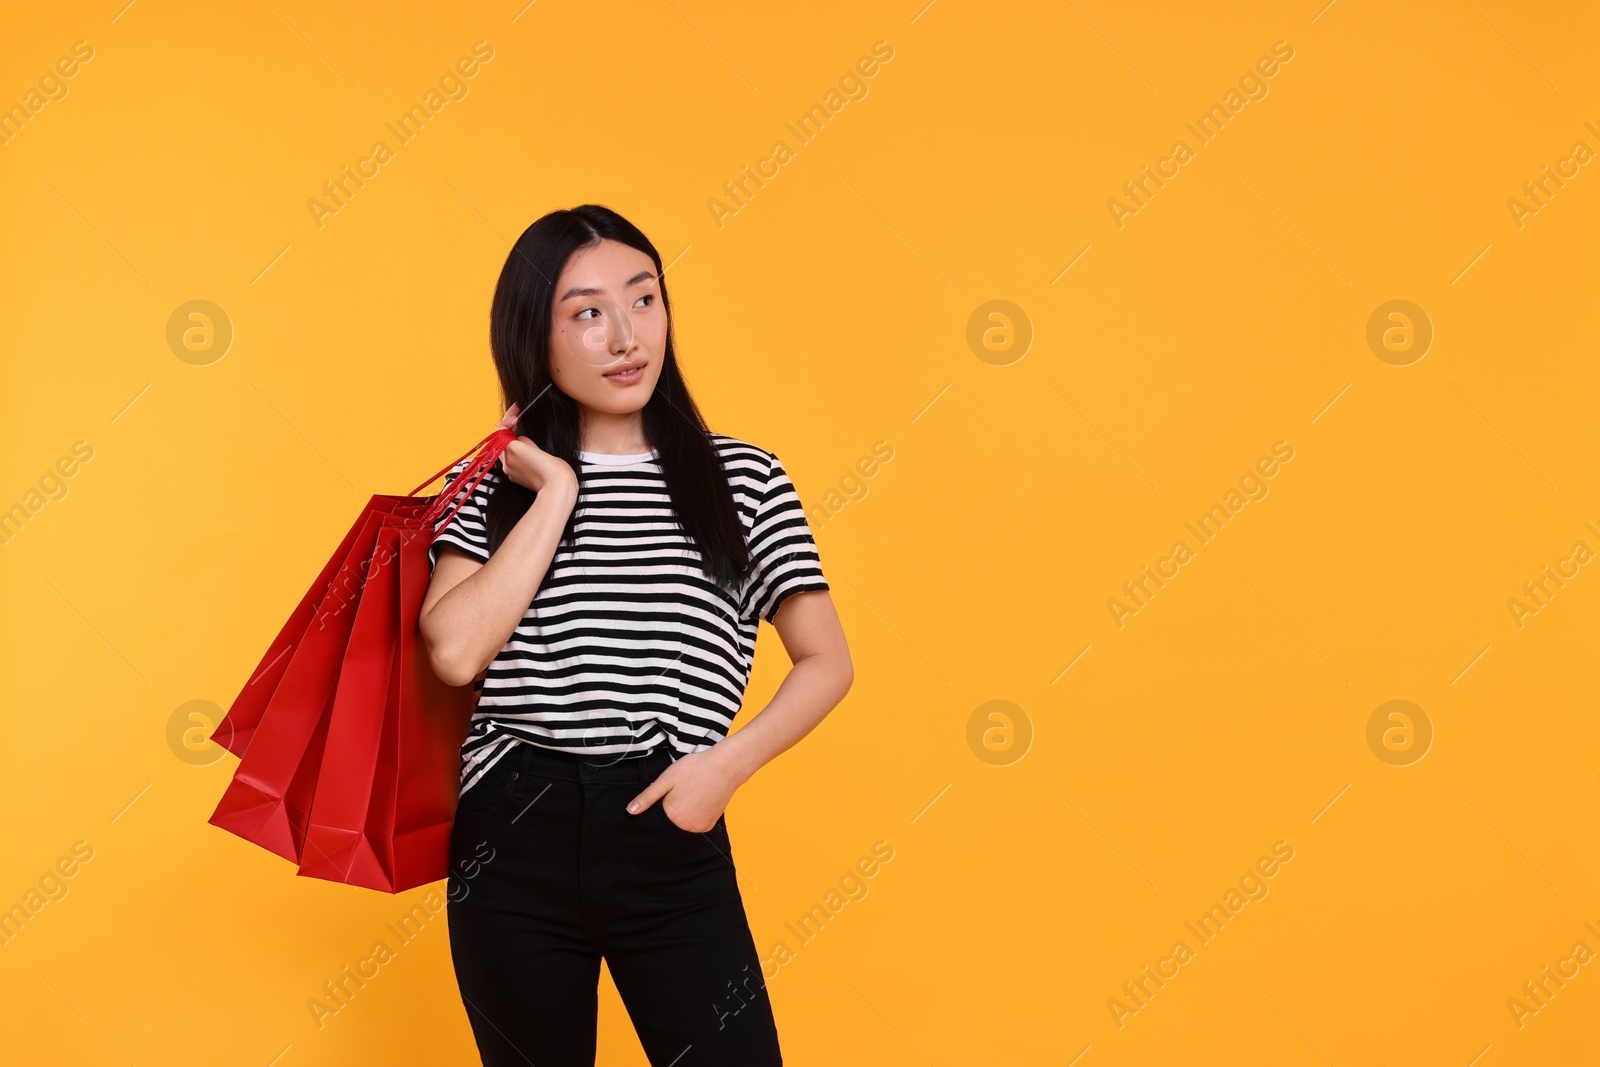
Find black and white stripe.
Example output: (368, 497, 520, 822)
(429, 433, 829, 790)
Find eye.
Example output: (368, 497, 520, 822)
(633, 294, 654, 309)
(576, 307, 599, 320)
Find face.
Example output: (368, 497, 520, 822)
(547, 239, 666, 416)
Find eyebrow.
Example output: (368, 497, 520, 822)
(557, 270, 658, 302)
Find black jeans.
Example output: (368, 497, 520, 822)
(445, 740, 783, 1066)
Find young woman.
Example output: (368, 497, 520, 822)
(418, 204, 853, 1067)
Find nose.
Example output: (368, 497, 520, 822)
(571, 298, 638, 365)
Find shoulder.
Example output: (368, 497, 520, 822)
(708, 433, 781, 520)
(441, 458, 504, 500)
(707, 431, 774, 489)
(708, 432, 776, 468)
(708, 432, 779, 484)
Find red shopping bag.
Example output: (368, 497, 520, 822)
(207, 506, 401, 863)
(387, 518, 490, 890)
(210, 502, 400, 758)
(213, 430, 510, 757)
(295, 523, 404, 886)
(208, 428, 514, 884)
(299, 513, 484, 892)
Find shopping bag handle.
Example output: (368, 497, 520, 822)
(411, 426, 518, 529)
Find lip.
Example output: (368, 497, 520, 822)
(603, 360, 646, 384)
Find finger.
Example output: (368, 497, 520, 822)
(496, 403, 519, 431)
(626, 779, 669, 814)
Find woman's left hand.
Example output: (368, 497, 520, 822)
(626, 748, 743, 832)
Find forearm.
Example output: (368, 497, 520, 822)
(424, 480, 577, 681)
(711, 650, 852, 785)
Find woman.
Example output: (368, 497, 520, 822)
(419, 204, 853, 1067)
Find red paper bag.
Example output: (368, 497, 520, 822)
(210, 500, 403, 758)
(390, 517, 484, 890)
(299, 512, 483, 891)
(207, 506, 399, 863)
(297, 523, 405, 886)
(209, 428, 514, 885)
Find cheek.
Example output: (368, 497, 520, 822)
(641, 315, 668, 350)
(546, 338, 582, 378)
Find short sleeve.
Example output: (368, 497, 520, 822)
(740, 452, 829, 624)
(428, 458, 498, 568)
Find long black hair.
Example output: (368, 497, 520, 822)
(482, 204, 754, 594)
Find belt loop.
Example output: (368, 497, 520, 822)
(508, 742, 528, 800)
(647, 743, 671, 786)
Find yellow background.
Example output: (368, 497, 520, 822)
(3, 0, 1598, 1063)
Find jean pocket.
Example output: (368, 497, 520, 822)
(657, 799, 726, 838)
(454, 762, 514, 817)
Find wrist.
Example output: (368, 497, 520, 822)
(537, 476, 580, 508)
(710, 732, 763, 787)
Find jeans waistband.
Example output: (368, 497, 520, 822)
(506, 739, 677, 785)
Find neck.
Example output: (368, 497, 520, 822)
(577, 408, 650, 454)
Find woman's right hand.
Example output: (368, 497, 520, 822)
(496, 402, 578, 496)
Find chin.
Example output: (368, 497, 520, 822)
(587, 391, 653, 414)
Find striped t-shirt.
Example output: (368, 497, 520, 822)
(428, 433, 830, 792)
